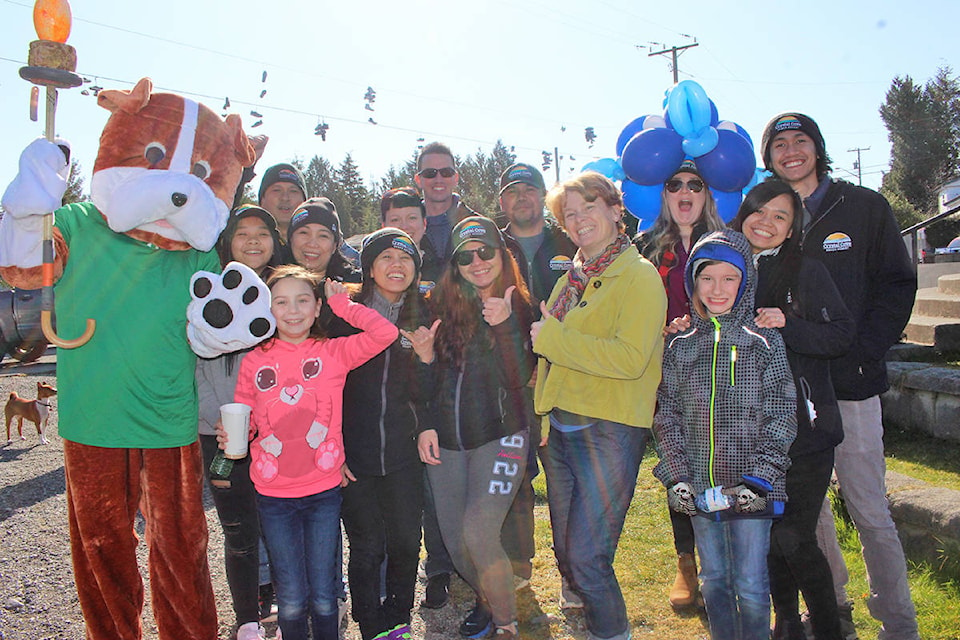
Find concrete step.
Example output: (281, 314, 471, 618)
(939, 273, 960, 296)
(913, 287, 960, 318)
(904, 315, 960, 350)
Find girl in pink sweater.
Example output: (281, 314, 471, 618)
(226, 265, 398, 640)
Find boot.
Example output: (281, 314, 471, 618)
(669, 552, 699, 608)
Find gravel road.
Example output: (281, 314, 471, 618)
(0, 373, 576, 640)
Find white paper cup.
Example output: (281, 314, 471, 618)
(220, 403, 252, 459)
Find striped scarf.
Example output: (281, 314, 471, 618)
(550, 233, 630, 321)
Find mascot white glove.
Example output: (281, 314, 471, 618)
(187, 261, 275, 358)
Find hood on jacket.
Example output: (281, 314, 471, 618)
(684, 229, 755, 324)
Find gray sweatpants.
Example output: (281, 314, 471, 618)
(427, 432, 528, 627)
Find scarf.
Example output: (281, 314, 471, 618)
(550, 233, 630, 321)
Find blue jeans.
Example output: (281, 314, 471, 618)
(692, 516, 772, 640)
(257, 488, 342, 640)
(541, 421, 649, 640)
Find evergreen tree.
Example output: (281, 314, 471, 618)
(303, 155, 336, 201)
(333, 154, 376, 238)
(63, 158, 86, 205)
(879, 66, 960, 245)
(377, 150, 419, 195)
(456, 140, 517, 217)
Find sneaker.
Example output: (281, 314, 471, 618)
(493, 623, 519, 640)
(387, 624, 413, 640)
(801, 602, 858, 640)
(236, 622, 266, 640)
(420, 573, 450, 609)
(459, 601, 493, 638)
(559, 577, 583, 609)
(258, 583, 278, 623)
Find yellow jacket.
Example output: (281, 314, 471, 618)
(534, 247, 666, 428)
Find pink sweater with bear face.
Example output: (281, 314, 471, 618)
(234, 293, 399, 498)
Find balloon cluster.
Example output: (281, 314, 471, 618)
(582, 81, 762, 230)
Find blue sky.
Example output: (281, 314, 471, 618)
(1, 0, 957, 198)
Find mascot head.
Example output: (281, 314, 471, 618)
(90, 78, 255, 251)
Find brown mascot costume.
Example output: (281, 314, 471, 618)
(0, 78, 257, 640)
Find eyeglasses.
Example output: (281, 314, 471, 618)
(665, 178, 705, 193)
(418, 167, 456, 179)
(455, 245, 498, 266)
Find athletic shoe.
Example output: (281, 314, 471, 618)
(420, 573, 450, 609)
(236, 622, 266, 640)
(459, 601, 493, 638)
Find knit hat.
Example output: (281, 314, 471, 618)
(450, 216, 505, 257)
(499, 162, 546, 195)
(258, 163, 308, 203)
(671, 158, 702, 180)
(287, 197, 342, 245)
(216, 205, 282, 269)
(688, 243, 748, 309)
(360, 227, 422, 279)
(760, 113, 827, 172)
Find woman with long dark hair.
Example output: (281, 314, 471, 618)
(418, 216, 535, 640)
(731, 179, 855, 640)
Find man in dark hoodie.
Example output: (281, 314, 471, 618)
(762, 113, 919, 640)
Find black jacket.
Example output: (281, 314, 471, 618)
(340, 294, 435, 476)
(419, 199, 477, 288)
(799, 179, 917, 400)
(430, 296, 536, 450)
(756, 253, 855, 456)
(502, 219, 577, 313)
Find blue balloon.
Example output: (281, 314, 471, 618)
(743, 167, 772, 194)
(622, 179, 663, 229)
(584, 157, 625, 181)
(681, 126, 719, 157)
(616, 116, 649, 157)
(667, 80, 712, 138)
(695, 129, 756, 192)
(620, 127, 684, 186)
(711, 189, 743, 223)
(709, 100, 719, 127)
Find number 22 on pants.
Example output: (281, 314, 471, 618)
(489, 433, 525, 495)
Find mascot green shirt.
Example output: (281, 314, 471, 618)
(55, 202, 219, 448)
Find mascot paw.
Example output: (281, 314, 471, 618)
(1, 138, 71, 218)
(253, 451, 280, 482)
(187, 261, 275, 358)
(315, 439, 340, 472)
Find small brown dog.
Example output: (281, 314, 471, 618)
(5, 381, 57, 445)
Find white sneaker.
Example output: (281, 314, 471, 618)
(236, 621, 266, 640)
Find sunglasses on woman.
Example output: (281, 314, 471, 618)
(665, 178, 705, 193)
(418, 167, 456, 179)
(455, 245, 498, 266)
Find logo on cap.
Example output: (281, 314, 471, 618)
(774, 116, 803, 133)
(291, 208, 309, 225)
(458, 221, 488, 240)
(391, 236, 417, 256)
(278, 169, 299, 182)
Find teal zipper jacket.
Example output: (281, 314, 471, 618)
(653, 230, 797, 519)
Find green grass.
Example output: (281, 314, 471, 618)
(515, 431, 960, 639)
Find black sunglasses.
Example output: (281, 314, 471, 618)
(419, 167, 456, 179)
(665, 178, 705, 193)
(455, 245, 498, 266)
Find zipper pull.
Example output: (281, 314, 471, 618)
(711, 316, 721, 343)
(730, 345, 737, 386)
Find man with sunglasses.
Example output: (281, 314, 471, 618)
(496, 163, 577, 597)
(761, 113, 918, 640)
(414, 142, 478, 287)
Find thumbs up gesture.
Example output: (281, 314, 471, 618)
(482, 285, 515, 326)
(530, 300, 552, 345)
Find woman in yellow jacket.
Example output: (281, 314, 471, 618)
(531, 172, 666, 640)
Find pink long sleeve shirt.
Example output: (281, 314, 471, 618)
(235, 293, 399, 498)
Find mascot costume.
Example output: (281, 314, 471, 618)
(0, 78, 268, 640)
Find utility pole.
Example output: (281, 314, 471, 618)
(848, 146, 870, 185)
(647, 41, 699, 83)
